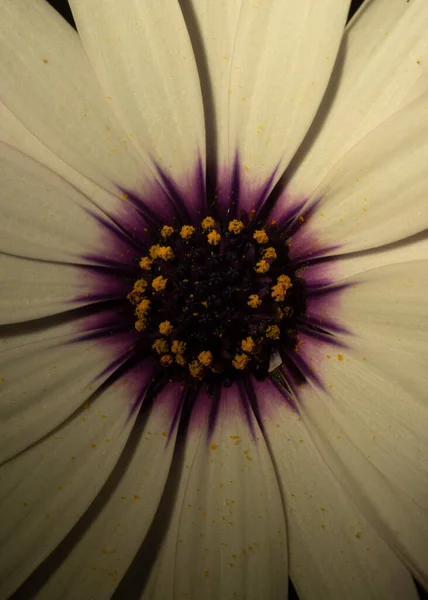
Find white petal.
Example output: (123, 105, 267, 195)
(0, 364, 151, 598)
(0, 314, 135, 463)
(31, 383, 182, 600)
(69, 0, 206, 195)
(178, 0, 242, 168)
(289, 96, 428, 261)
(225, 0, 349, 198)
(286, 0, 428, 198)
(258, 378, 418, 600)
(0, 0, 148, 194)
(0, 143, 133, 265)
(0, 255, 84, 323)
(298, 261, 428, 585)
(0, 99, 134, 222)
(142, 387, 288, 599)
(303, 232, 428, 285)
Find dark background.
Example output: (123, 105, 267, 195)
(40, 1, 428, 599)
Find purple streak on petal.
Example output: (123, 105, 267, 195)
(304, 282, 353, 336)
(155, 154, 206, 221)
(249, 375, 297, 421)
(298, 259, 341, 290)
(237, 380, 258, 440)
(207, 385, 222, 438)
(214, 153, 280, 221)
(70, 265, 135, 307)
(212, 156, 240, 220)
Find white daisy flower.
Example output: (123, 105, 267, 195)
(0, 1, 428, 599)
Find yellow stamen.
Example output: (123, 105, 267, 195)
(247, 294, 262, 308)
(232, 354, 249, 370)
(241, 337, 255, 353)
(255, 260, 270, 274)
(135, 298, 151, 319)
(152, 275, 168, 292)
(149, 244, 161, 259)
(189, 360, 204, 379)
(253, 229, 269, 244)
(201, 216, 216, 231)
(175, 353, 187, 366)
(139, 257, 153, 271)
(207, 231, 221, 246)
(172, 340, 186, 355)
(198, 350, 213, 367)
(152, 339, 169, 355)
(134, 319, 147, 332)
(149, 244, 175, 261)
(127, 279, 148, 305)
(271, 275, 292, 302)
(161, 225, 174, 239)
(266, 325, 281, 340)
(160, 354, 173, 366)
(228, 219, 245, 235)
(263, 247, 277, 259)
(180, 225, 196, 239)
(159, 321, 173, 336)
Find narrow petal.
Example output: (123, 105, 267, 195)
(303, 232, 428, 285)
(0, 0, 148, 194)
(289, 96, 428, 262)
(285, 0, 428, 198)
(0, 364, 153, 599)
(0, 255, 86, 323)
(178, 0, 241, 168)
(26, 384, 183, 600)
(0, 313, 136, 462)
(140, 387, 288, 599)
(69, 0, 206, 197)
(298, 261, 428, 586)
(225, 0, 349, 201)
(0, 100, 134, 224)
(258, 379, 418, 600)
(0, 143, 141, 269)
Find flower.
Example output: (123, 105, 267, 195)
(1, 1, 428, 599)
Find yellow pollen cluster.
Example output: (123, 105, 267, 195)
(175, 354, 187, 366)
(207, 231, 221, 246)
(135, 319, 147, 332)
(172, 340, 186, 355)
(247, 294, 262, 308)
(139, 257, 152, 271)
(198, 350, 213, 367)
(266, 325, 281, 340)
(180, 225, 195, 239)
(149, 244, 175, 261)
(263, 247, 277, 259)
(159, 321, 173, 336)
(161, 225, 174, 239)
(241, 337, 255, 353)
(271, 274, 292, 302)
(127, 279, 148, 305)
(160, 354, 173, 366)
(253, 229, 269, 244)
(189, 360, 204, 379)
(135, 298, 151, 320)
(232, 354, 249, 370)
(152, 339, 168, 355)
(255, 260, 270, 274)
(201, 216, 216, 231)
(152, 275, 168, 292)
(228, 219, 245, 234)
